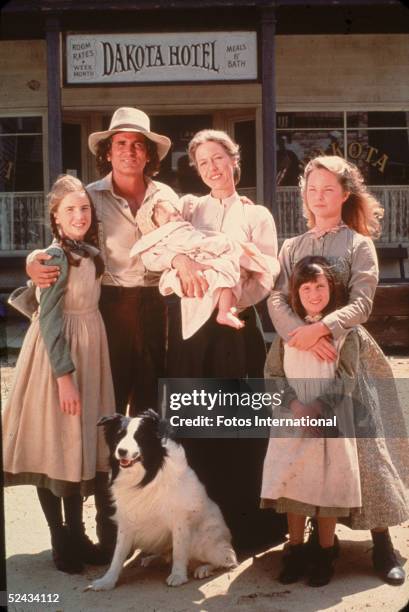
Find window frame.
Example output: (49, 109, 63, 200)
(0, 110, 48, 256)
(275, 110, 409, 187)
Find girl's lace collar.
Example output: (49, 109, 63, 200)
(304, 313, 323, 323)
(309, 222, 348, 239)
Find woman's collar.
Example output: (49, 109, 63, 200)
(208, 191, 239, 206)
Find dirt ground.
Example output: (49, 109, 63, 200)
(2, 356, 409, 612)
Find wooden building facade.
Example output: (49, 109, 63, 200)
(1, 0, 408, 346)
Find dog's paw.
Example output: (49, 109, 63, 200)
(84, 577, 117, 592)
(194, 564, 214, 580)
(166, 571, 188, 587)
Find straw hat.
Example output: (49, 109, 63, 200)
(88, 107, 171, 160)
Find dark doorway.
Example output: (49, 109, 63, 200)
(62, 123, 82, 180)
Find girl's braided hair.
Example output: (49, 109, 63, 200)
(47, 174, 104, 278)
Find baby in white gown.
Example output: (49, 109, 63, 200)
(131, 198, 273, 339)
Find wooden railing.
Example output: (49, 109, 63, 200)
(0, 192, 48, 252)
(239, 186, 409, 245)
(373, 186, 409, 245)
(0, 186, 408, 253)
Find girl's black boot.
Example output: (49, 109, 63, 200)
(64, 494, 110, 565)
(371, 529, 405, 586)
(307, 543, 337, 587)
(95, 484, 117, 563)
(50, 525, 83, 574)
(36, 487, 83, 574)
(278, 543, 306, 584)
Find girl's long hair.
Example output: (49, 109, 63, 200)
(289, 255, 347, 319)
(299, 155, 383, 238)
(48, 174, 104, 278)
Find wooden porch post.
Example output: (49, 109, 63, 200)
(260, 5, 277, 217)
(46, 16, 63, 187)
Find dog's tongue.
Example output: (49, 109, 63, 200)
(120, 458, 133, 468)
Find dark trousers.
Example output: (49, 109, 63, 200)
(100, 285, 166, 416)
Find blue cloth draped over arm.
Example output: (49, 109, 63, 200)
(39, 246, 75, 378)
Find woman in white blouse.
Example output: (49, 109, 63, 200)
(165, 129, 285, 550)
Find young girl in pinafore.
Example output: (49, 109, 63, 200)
(262, 256, 361, 586)
(3, 175, 115, 573)
(261, 255, 408, 587)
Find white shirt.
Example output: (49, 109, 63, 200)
(87, 173, 179, 287)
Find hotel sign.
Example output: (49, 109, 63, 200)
(66, 32, 257, 84)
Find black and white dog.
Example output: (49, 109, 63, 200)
(87, 410, 237, 590)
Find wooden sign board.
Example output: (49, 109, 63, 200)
(66, 32, 257, 84)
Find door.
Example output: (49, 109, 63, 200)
(62, 114, 91, 182)
(151, 114, 212, 195)
(229, 115, 257, 202)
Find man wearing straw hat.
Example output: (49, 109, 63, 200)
(28, 107, 178, 417)
(86, 107, 179, 417)
(26, 107, 180, 560)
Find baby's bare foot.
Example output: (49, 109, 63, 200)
(216, 310, 245, 329)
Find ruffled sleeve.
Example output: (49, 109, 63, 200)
(39, 247, 75, 378)
(236, 205, 280, 307)
(246, 205, 280, 280)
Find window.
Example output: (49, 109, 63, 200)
(0, 116, 46, 253)
(276, 111, 409, 186)
(345, 112, 409, 185)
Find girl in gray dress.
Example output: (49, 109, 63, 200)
(268, 156, 409, 586)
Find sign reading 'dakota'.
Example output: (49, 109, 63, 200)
(66, 32, 257, 84)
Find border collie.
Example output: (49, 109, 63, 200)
(87, 410, 237, 590)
